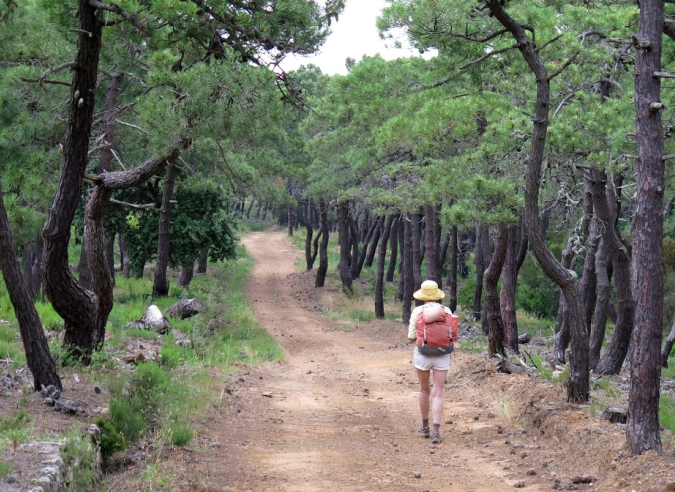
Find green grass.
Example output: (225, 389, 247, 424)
(661, 394, 675, 437)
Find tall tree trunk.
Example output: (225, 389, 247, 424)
(177, 262, 194, 287)
(118, 233, 130, 278)
(349, 213, 360, 279)
(447, 225, 458, 313)
(472, 224, 485, 321)
(501, 223, 520, 353)
(627, 0, 664, 454)
(262, 202, 269, 220)
(487, 0, 589, 403)
(287, 205, 293, 236)
(42, 0, 102, 361)
(105, 233, 115, 287)
(485, 224, 508, 357)
(152, 163, 177, 298)
(459, 231, 470, 279)
(255, 200, 263, 218)
(579, 182, 598, 329)
(386, 215, 399, 283)
(411, 211, 423, 297)
(553, 242, 575, 364)
(402, 213, 414, 323)
(439, 228, 451, 277)
(0, 179, 62, 391)
(246, 199, 254, 218)
(396, 216, 405, 302)
(592, 169, 634, 376)
(311, 230, 322, 267)
(356, 218, 379, 276)
(589, 239, 610, 370)
(315, 199, 329, 288)
(375, 215, 395, 319)
(424, 204, 440, 284)
(364, 217, 383, 269)
(304, 199, 314, 271)
(336, 201, 353, 292)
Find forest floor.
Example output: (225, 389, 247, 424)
(4, 228, 675, 491)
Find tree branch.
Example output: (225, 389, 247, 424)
(459, 43, 519, 70)
(21, 61, 77, 87)
(89, 0, 145, 31)
(109, 198, 158, 210)
(548, 51, 580, 81)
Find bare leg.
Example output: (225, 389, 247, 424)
(416, 369, 431, 421)
(431, 369, 448, 425)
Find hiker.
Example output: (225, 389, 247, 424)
(407, 280, 457, 444)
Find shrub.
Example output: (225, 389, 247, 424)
(62, 429, 98, 492)
(109, 397, 146, 444)
(93, 417, 126, 461)
(167, 419, 193, 446)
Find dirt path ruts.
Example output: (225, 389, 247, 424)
(213, 229, 547, 491)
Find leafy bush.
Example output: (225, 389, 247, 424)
(93, 417, 126, 461)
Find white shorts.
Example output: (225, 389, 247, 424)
(414, 350, 451, 371)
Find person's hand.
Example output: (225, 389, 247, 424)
(408, 338, 416, 344)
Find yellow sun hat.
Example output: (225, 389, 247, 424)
(413, 280, 446, 301)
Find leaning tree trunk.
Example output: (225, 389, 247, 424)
(356, 218, 379, 277)
(153, 163, 178, 298)
(579, 181, 598, 330)
(304, 199, 314, 271)
(553, 241, 575, 364)
(402, 213, 414, 323)
(485, 224, 508, 357)
(364, 217, 383, 270)
(386, 215, 399, 283)
(375, 215, 395, 319)
(487, 0, 589, 403)
(592, 170, 634, 376)
(472, 224, 485, 322)
(177, 262, 195, 288)
(315, 199, 329, 288)
(336, 201, 353, 293)
(447, 225, 458, 313)
(22, 238, 44, 303)
(627, 0, 664, 452)
(42, 0, 102, 361)
(197, 251, 207, 274)
(0, 179, 62, 391)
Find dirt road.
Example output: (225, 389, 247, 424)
(210, 229, 547, 491)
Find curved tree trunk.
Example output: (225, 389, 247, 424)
(627, 0, 664, 454)
(0, 179, 62, 391)
(336, 201, 353, 292)
(386, 215, 399, 283)
(315, 199, 329, 288)
(42, 0, 102, 362)
(487, 0, 589, 403)
(22, 238, 44, 303)
(152, 162, 177, 298)
(375, 215, 394, 319)
(485, 224, 508, 357)
(402, 213, 414, 323)
(553, 242, 574, 364)
(364, 217, 382, 269)
(197, 252, 208, 274)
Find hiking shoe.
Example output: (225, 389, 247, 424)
(419, 425, 430, 438)
(431, 431, 442, 444)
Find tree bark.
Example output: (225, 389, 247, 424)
(402, 213, 414, 323)
(304, 199, 314, 271)
(105, 233, 115, 287)
(458, 231, 470, 279)
(364, 216, 383, 269)
(119, 233, 130, 278)
(386, 215, 399, 283)
(246, 199, 254, 218)
(501, 222, 520, 353)
(592, 170, 634, 376)
(349, 213, 360, 279)
(661, 316, 675, 368)
(42, 0, 102, 361)
(287, 204, 293, 236)
(337, 201, 353, 292)
(424, 204, 440, 284)
(356, 218, 379, 277)
(486, 0, 589, 403)
(447, 225, 458, 313)
(22, 239, 44, 303)
(315, 199, 329, 288)
(627, 0, 664, 454)
(375, 215, 395, 319)
(553, 242, 574, 364)
(589, 239, 610, 371)
(411, 211, 423, 298)
(152, 163, 178, 298)
(177, 262, 194, 287)
(579, 183, 598, 330)
(472, 224, 485, 321)
(0, 179, 62, 391)
(485, 224, 508, 357)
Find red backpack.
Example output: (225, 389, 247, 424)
(415, 304, 458, 356)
